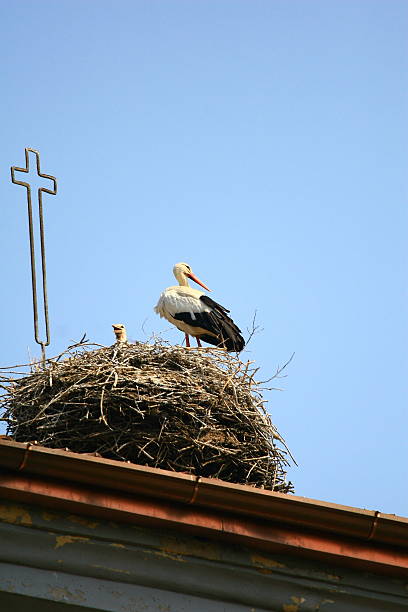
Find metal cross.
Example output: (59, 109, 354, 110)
(11, 148, 57, 364)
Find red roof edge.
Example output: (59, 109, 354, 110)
(0, 439, 407, 576)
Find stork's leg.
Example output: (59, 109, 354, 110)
(185, 333, 190, 348)
(196, 337, 202, 348)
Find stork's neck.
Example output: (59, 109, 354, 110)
(176, 272, 190, 287)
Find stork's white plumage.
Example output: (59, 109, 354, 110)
(154, 262, 245, 352)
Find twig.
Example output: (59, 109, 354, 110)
(245, 310, 263, 347)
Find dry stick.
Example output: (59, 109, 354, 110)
(245, 311, 263, 347)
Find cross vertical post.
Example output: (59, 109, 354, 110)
(11, 148, 57, 365)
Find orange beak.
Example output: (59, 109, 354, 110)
(187, 272, 211, 292)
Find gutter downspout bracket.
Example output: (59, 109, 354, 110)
(18, 442, 37, 472)
(188, 476, 201, 505)
(367, 510, 381, 541)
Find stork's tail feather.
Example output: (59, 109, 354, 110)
(200, 331, 245, 352)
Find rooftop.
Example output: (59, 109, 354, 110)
(0, 438, 407, 578)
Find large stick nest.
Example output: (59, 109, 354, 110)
(1, 340, 294, 493)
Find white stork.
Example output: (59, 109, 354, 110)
(154, 262, 245, 352)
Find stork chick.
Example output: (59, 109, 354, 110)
(112, 323, 127, 343)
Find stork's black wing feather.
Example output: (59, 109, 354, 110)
(200, 296, 230, 314)
(173, 295, 245, 352)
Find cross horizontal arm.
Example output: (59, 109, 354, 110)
(11, 148, 57, 195)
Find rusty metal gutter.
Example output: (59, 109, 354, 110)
(0, 439, 407, 576)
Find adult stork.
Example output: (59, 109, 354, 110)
(154, 262, 245, 352)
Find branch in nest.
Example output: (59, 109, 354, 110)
(245, 310, 264, 347)
(259, 352, 295, 384)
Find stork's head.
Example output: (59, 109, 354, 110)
(112, 323, 127, 343)
(173, 262, 211, 291)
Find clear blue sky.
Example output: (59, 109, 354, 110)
(1, 1, 407, 516)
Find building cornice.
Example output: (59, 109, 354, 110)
(0, 439, 407, 576)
